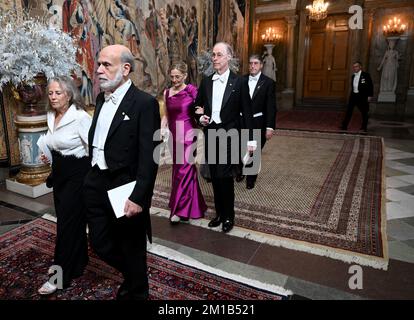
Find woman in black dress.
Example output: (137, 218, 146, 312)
(37, 77, 91, 295)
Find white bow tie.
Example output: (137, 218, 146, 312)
(212, 73, 226, 83)
(249, 75, 259, 81)
(104, 93, 117, 104)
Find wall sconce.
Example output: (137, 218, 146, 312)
(383, 16, 406, 37)
(261, 27, 282, 44)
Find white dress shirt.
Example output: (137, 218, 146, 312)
(211, 68, 230, 124)
(353, 70, 361, 93)
(43, 104, 91, 158)
(248, 72, 274, 132)
(92, 79, 132, 169)
(248, 72, 261, 99)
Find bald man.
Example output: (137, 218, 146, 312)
(83, 45, 160, 300)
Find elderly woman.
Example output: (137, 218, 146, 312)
(37, 76, 91, 295)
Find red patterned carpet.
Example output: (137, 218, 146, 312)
(277, 110, 362, 133)
(153, 130, 388, 270)
(0, 219, 286, 300)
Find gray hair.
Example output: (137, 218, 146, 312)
(46, 76, 85, 111)
(214, 41, 234, 58)
(121, 50, 135, 73)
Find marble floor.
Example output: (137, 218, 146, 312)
(1, 114, 414, 300)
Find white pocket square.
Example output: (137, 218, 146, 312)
(123, 115, 130, 121)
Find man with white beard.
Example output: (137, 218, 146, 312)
(83, 45, 160, 300)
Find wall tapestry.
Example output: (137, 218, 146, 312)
(11, 0, 215, 105)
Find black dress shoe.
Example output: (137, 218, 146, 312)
(208, 217, 222, 228)
(246, 180, 255, 189)
(235, 175, 245, 182)
(222, 220, 234, 233)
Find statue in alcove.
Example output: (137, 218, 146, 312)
(377, 37, 400, 102)
(262, 44, 277, 82)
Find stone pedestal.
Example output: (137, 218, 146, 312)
(378, 92, 396, 103)
(6, 179, 52, 198)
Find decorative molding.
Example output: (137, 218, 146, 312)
(255, 9, 296, 20)
(256, 0, 297, 14)
(285, 15, 298, 26)
(365, 0, 414, 10)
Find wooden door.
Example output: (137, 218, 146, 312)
(303, 15, 351, 107)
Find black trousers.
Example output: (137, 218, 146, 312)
(83, 166, 149, 298)
(51, 152, 89, 287)
(210, 176, 235, 222)
(246, 131, 267, 185)
(205, 123, 237, 223)
(342, 93, 370, 131)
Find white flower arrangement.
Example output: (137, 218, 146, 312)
(0, 11, 80, 89)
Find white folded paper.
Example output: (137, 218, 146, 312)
(242, 152, 252, 166)
(242, 152, 261, 174)
(36, 135, 53, 164)
(107, 181, 136, 218)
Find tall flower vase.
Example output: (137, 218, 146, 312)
(10, 74, 51, 187)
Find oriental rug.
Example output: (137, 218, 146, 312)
(0, 218, 287, 300)
(152, 130, 388, 270)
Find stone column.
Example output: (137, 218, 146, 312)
(362, 9, 375, 70)
(281, 15, 298, 110)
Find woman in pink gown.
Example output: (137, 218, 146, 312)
(161, 62, 207, 224)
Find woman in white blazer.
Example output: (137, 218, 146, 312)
(37, 76, 92, 295)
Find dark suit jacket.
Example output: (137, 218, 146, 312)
(194, 71, 254, 177)
(194, 71, 253, 133)
(351, 71, 373, 98)
(88, 83, 160, 210)
(244, 73, 277, 131)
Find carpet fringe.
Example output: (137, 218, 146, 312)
(147, 242, 293, 297)
(380, 138, 389, 266)
(40, 214, 292, 296)
(151, 208, 389, 271)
